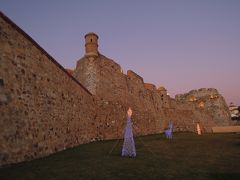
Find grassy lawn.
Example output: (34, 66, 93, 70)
(0, 132, 240, 179)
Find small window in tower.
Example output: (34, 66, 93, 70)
(90, 39, 92, 42)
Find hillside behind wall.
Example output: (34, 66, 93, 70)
(0, 12, 96, 166)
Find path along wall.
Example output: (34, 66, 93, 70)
(0, 12, 96, 166)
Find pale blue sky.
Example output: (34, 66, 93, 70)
(1, 0, 240, 105)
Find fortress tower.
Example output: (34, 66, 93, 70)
(85, 32, 99, 57)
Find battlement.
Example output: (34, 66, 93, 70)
(144, 83, 156, 91)
(127, 70, 144, 83)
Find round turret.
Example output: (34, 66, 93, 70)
(85, 32, 99, 57)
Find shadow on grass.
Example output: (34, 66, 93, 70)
(235, 142, 240, 147)
(209, 173, 240, 180)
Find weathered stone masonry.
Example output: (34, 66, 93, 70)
(73, 32, 231, 139)
(0, 12, 231, 166)
(0, 12, 96, 166)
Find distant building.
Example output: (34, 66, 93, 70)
(229, 103, 240, 120)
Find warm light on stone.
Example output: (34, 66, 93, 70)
(197, 123, 201, 135)
(199, 102, 205, 108)
(189, 96, 197, 102)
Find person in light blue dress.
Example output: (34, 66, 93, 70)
(121, 107, 136, 157)
(165, 121, 173, 139)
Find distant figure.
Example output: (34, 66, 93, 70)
(165, 121, 173, 139)
(121, 107, 136, 157)
(197, 123, 201, 135)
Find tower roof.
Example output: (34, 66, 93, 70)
(84, 32, 99, 39)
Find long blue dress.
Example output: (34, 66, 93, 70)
(165, 121, 173, 139)
(121, 117, 136, 157)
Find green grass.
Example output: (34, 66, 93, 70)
(0, 133, 240, 179)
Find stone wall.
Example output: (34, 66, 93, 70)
(74, 55, 160, 139)
(73, 52, 230, 139)
(74, 57, 147, 138)
(74, 34, 233, 136)
(0, 12, 96, 166)
(0, 11, 231, 167)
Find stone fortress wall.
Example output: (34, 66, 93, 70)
(0, 12, 96, 166)
(0, 12, 231, 166)
(73, 33, 231, 139)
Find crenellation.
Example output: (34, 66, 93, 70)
(127, 70, 144, 84)
(144, 83, 156, 91)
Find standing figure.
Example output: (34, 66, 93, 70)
(121, 107, 136, 157)
(197, 123, 201, 135)
(165, 121, 173, 139)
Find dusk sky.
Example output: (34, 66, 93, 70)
(1, 0, 240, 105)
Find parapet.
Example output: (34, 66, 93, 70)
(158, 86, 167, 92)
(144, 83, 156, 91)
(127, 70, 144, 83)
(157, 86, 167, 96)
(84, 32, 99, 39)
(65, 68, 74, 75)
